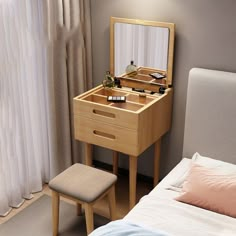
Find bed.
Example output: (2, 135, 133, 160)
(90, 68, 236, 236)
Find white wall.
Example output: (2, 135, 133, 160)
(90, 0, 236, 178)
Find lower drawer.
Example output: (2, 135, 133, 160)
(74, 116, 139, 156)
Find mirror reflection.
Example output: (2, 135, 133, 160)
(114, 23, 169, 76)
(110, 17, 175, 87)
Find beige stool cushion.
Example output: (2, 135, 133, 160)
(49, 163, 117, 203)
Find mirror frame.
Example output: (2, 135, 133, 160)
(110, 17, 175, 86)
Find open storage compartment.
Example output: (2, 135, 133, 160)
(94, 88, 127, 97)
(110, 102, 143, 111)
(83, 94, 111, 105)
(126, 94, 154, 105)
(78, 87, 158, 112)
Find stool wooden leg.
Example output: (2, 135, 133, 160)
(84, 203, 94, 234)
(77, 203, 82, 216)
(52, 191, 60, 236)
(108, 185, 116, 220)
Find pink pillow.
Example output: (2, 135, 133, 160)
(175, 164, 236, 218)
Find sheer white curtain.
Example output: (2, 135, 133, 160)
(0, 0, 50, 216)
(0, 0, 92, 216)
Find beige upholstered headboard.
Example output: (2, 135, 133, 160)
(183, 68, 236, 164)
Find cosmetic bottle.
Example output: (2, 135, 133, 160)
(125, 60, 137, 76)
(102, 71, 114, 88)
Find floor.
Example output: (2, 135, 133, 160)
(0, 173, 153, 225)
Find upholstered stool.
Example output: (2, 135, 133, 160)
(49, 163, 117, 235)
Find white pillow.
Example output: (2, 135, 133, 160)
(169, 152, 236, 190)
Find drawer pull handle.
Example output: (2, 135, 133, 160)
(93, 109, 115, 118)
(93, 130, 115, 140)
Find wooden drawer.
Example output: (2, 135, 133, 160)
(74, 99, 140, 130)
(73, 86, 147, 130)
(74, 117, 139, 156)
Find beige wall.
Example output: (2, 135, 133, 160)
(90, 0, 236, 178)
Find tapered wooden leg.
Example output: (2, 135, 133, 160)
(113, 151, 119, 175)
(129, 156, 137, 209)
(85, 143, 93, 166)
(154, 139, 161, 187)
(52, 191, 60, 236)
(84, 203, 94, 234)
(108, 185, 116, 220)
(77, 203, 82, 216)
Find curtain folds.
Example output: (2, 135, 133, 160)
(114, 23, 169, 76)
(0, 0, 92, 216)
(46, 0, 93, 175)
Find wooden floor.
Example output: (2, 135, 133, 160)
(0, 173, 153, 225)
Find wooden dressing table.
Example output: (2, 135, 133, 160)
(73, 17, 175, 209)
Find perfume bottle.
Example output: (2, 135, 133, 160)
(125, 60, 137, 75)
(102, 71, 114, 88)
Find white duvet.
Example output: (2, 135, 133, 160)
(124, 158, 236, 236)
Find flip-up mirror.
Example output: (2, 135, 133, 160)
(110, 17, 175, 87)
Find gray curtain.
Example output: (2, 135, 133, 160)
(46, 0, 93, 177)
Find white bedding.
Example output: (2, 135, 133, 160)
(124, 158, 236, 236)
